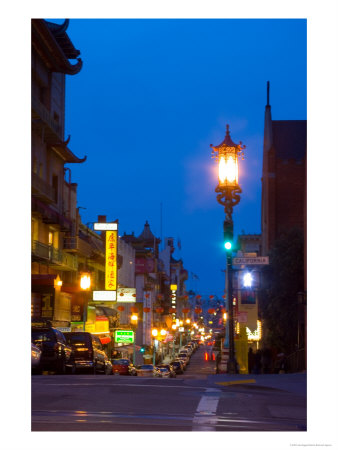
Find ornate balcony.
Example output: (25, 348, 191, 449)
(32, 240, 77, 270)
(63, 236, 94, 258)
(31, 96, 62, 141)
(31, 171, 56, 204)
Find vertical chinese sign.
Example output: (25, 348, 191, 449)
(105, 230, 117, 292)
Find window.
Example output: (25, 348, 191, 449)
(32, 218, 39, 242)
(49, 229, 59, 249)
(53, 112, 59, 123)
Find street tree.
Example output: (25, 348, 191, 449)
(261, 228, 304, 355)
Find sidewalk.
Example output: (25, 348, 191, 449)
(207, 372, 307, 397)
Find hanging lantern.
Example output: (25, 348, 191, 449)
(182, 308, 190, 314)
(222, 294, 226, 300)
(117, 306, 125, 312)
(143, 307, 151, 313)
(183, 295, 189, 300)
(156, 307, 164, 313)
(195, 307, 202, 314)
(145, 293, 150, 299)
(208, 308, 215, 314)
(195, 295, 202, 300)
(169, 307, 176, 313)
(130, 306, 138, 314)
(157, 294, 163, 300)
(209, 295, 214, 300)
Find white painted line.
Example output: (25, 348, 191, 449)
(192, 388, 221, 431)
(34, 383, 200, 389)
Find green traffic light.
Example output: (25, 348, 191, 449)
(224, 241, 232, 250)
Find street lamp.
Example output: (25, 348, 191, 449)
(211, 124, 245, 374)
(80, 272, 91, 331)
(151, 328, 158, 365)
(131, 314, 138, 365)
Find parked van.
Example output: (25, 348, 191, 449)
(64, 332, 111, 374)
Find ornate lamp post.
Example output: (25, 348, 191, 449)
(210, 124, 245, 374)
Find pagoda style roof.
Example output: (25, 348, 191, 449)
(211, 124, 240, 149)
(32, 19, 82, 75)
(138, 221, 161, 245)
(50, 135, 87, 164)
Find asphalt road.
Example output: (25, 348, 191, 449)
(31, 346, 306, 432)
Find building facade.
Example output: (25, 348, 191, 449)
(261, 82, 307, 256)
(31, 19, 86, 329)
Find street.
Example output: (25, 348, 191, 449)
(32, 346, 306, 432)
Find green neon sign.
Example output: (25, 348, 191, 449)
(114, 330, 134, 344)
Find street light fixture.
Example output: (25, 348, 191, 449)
(80, 273, 91, 331)
(151, 328, 158, 365)
(131, 313, 138, 365)
(211, 124, 245, 374)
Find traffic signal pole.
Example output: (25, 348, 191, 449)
(223, 218, 237, 374)
(227, 251, 237, 374)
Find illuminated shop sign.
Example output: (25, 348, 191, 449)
(94, 222, 118, 231)
(93, 291, 117, 301)
(114, 330, 134, 344)
(105, 230, 117, 291)
(117, 288, 136, 302)
(171, 285, 177, 319)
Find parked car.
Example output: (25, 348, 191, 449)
(112, 358, 136, 375)
(155, 364, 176, 378)
(179, 349, 190, 357)
(154, 366, 171, 378)
(31, 326, 74, 374)
(185, 343, 196, 353)
(183, 346, 193, 356)
(170, 360, 184, 374)
(135, 364, 156, 377)
(178, 352, 190, 364)
(64, 332, 111, 374)
(31, 343, 42, 373)
(174, 357, 187, 370)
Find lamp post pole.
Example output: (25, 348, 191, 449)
(210, 124, 245, 374)
(131, 314, 138, 365)
(152, 329, 157, 365)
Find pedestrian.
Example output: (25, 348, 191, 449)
(248, 347, 255, 374)
(253, 349, 262, 374)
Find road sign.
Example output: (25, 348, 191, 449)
(114, 330, 134, 344)
(233, 256, 269, 265)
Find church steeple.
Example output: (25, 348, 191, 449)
(263, 80, 273, 164)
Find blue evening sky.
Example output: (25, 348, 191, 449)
(61, 18, 306, 296)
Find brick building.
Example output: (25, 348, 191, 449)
(261, 82, 307, 256)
